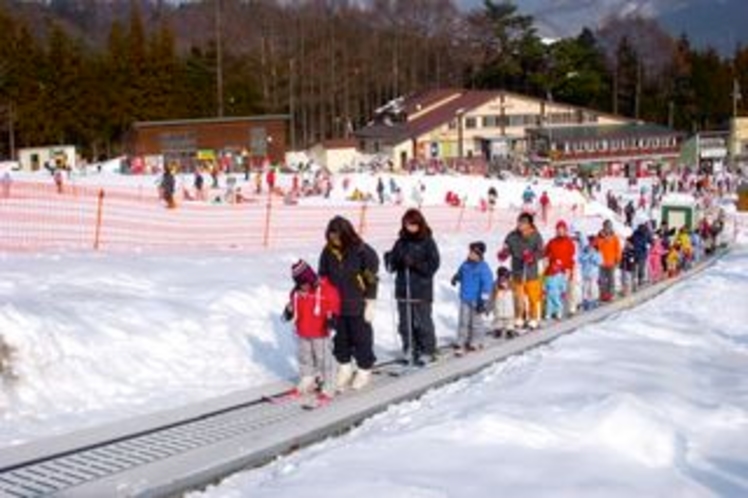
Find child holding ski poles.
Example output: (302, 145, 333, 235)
(282, 260, 341, 404)
(451, 242, 494, 355)
(384, 209, 441, 366)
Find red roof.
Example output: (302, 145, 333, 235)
(403, 88, 462, 116)
(356, 90, 497, 143)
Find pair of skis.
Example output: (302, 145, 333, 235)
(262, 389, 333, 410)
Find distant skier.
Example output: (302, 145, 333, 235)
(450, 241, 493, 355)
(193, 169, 205, 201)
(281, 260, 341, 404)
(522, 185, 536, 211)
(53, 167, 65, 194)
(160, 165, 176, 209)
(384, 209, 440, 366)
(539, 191, 550, 224)
(376, 177, 386, 205)
(1, 171, 11, 198)
(318, 216, 379, 392)
(624, 200, 636, 227)
(266, 168, 276, 192)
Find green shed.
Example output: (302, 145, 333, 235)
(660, 195, 698, 231)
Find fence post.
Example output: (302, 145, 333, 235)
(358, 201, 368, 236)
(456, 202, 466, 232)
(262, 192, 273, 248)
(93, 189, 105, 250)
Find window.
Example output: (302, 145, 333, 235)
(465, 117, 477, 129)
(483, 115, 502, 128)
(160, 131, 197, 152)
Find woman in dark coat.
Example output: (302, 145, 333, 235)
(384, 209, 440, 366)
(318, 216, 380, 391)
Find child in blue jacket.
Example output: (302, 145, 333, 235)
(579, 236, 603, 310)
(544, 259, 568, 320)
(451, 241, 494, 354)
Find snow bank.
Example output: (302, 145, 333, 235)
(0, 232, 532, 447)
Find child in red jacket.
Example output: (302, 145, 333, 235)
(283, 260, 341, 401)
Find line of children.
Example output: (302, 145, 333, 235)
(283, 215, 719, 394)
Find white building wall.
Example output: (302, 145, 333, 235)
(18, 146, 77, 172)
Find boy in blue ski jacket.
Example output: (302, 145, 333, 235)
(451, 241, 494, 354)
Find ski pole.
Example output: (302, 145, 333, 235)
(405, 266, 414, 367)
(389, 271, 401, 358)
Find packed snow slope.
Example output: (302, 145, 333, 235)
(194, 247, 748, 498)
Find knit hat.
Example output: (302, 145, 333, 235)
(291, 260, 318, 287)
(496, 266, 511, 282)
(469, 241, 486, 258)
(556, 220, 568, 232)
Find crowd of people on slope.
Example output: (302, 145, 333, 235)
(277, 205, 728, 406)
(158, 163, 334, 208)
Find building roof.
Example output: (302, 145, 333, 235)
(403, 88, 462, 116)
(356, 90, 497, 144)
(133, 115, 291, 129)
(529, 123, 682, 142)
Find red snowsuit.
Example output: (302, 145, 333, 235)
(289, 277, 341, 339)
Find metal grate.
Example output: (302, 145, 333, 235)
(0, 397, 307, 498)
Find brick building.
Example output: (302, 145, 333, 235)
(127, 116, 289, 171)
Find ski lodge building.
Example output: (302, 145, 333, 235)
(355, 88, 682, 175)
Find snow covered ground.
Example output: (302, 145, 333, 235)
(0, 170, 744, 498)
(192, 245, 748, 498)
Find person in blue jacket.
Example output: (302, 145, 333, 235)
(450, 242, 494, 354)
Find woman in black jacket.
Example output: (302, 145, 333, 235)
(384, 209, 440, 366)
(318, 216, 379, 391)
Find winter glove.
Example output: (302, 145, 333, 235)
(383, 251, 394, 273)
(450, 274, 459, 287)
(498, 248, 510, 262)
(522, 249, 535, 265)
(403, 255, 414, 268)
(363, 299, 376, 324)
(281, 303, 293, 322)
(475, 299, 487, 314)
